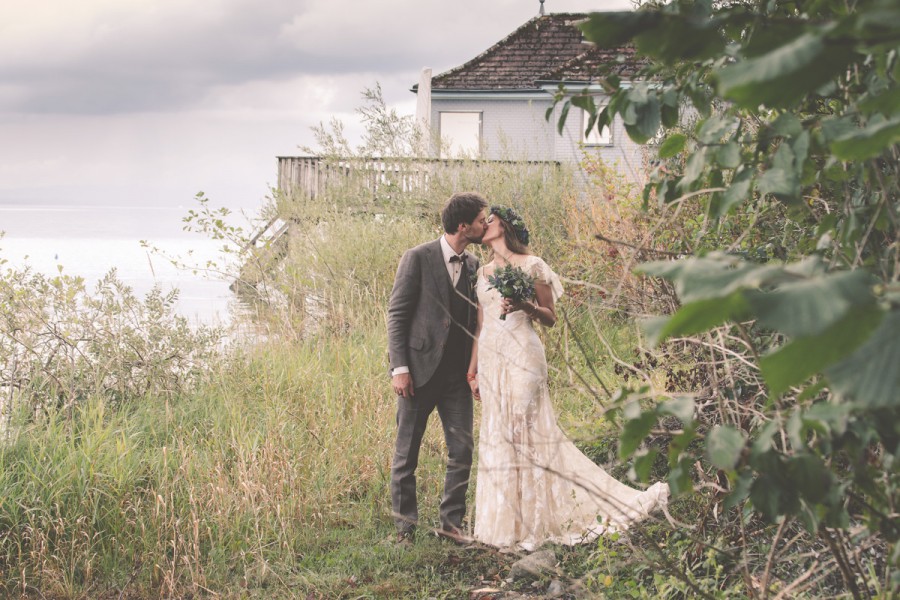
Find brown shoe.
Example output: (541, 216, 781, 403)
(436, 525, 472, 546)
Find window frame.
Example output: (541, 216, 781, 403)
(438, 111, 483, 158)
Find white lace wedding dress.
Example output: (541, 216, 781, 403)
(473, 255, 668, 551)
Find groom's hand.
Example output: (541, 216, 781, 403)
(392, 373, 414, 398)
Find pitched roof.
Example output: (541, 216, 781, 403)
(425, 13, 640, 92)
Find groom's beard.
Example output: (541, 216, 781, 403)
(464, 232, 484, 245)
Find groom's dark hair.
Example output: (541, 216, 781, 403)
(442, 192, 487, 234)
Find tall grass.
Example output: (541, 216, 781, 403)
(0, 157, 652, 598)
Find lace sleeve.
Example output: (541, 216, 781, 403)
(529, 256, 564, 302)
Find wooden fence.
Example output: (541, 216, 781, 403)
(276, 156, 561, 201)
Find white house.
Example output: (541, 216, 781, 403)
(414, 12, 648, 182)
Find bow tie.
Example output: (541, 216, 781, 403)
(449, 254, 464, 264)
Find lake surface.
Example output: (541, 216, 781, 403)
(1, 201, 239, 325)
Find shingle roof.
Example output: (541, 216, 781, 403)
(425, 13, 640, 92)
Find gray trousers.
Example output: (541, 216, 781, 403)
(390, 366, 473, 534)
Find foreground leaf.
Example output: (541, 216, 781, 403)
(707, 425, 746, 470)
(760, 306, 884, 397)
(826, 309, 900, 407)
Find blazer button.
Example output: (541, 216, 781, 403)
(443, 318, 450, 328)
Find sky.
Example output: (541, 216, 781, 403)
(0, 0, 634, 217)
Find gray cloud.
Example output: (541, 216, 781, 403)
(0, 0, 552, 115)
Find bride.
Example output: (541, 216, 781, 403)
(467, 205, 668, 551)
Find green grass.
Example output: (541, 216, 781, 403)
(0, 321, 640, 598)
(0, 160, 732, 598)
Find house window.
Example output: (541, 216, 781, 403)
(439, 112, 482, 157)
(582, 109, 611, 146)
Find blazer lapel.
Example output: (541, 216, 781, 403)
(427, 240, 451, 306)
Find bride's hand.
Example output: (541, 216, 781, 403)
(502, 298, 533, 316)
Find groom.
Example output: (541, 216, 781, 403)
(387, 192, 487, 544)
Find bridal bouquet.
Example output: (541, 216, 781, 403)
(487, 264, 535, 320)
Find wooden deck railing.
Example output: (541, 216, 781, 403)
(276, 156, 561, 201)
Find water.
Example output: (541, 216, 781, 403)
(0, 202, 237, 325)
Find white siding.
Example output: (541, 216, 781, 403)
(550, 102, 648, 185)
(431, 97, 555, 162)
(430, 94, 650, 186)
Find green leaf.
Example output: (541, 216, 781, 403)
(803, 402, 850, 432)
(668, 457, 694, 496)
(570, 94, 596, 112)
(724, 469, 754, 511)
(858, 88, 900, 117)
(579, 11, 660, 48)
(658, 396, 695, 425)
(717, 141, 742, 168)
(788, 454, 832, 504)
(698, 115, 738, 144)
(632, 448, 659, 483)
(624, 91, 661, 144)
(771, 113, 803, 137)
(716, 31, 854, 108)
(831, 116, 900, 161)
(679, 150, 707, 188)
(639, 254, 780, 303)
(557, 101, 570, 135)
(752, 420, 781, 455)
(642, 292, 750, 346)
(707, 425, 746, 470)
(826, 309, 900, 407)
(619, 411, 657, 460)
(760, 305, 885, 397)
(757, 144, 800, 202)
(635, 17, 725, 63)
(747, 269, 877, 338)
(715, 167, 754, 217)
(658, 133, 687, 158)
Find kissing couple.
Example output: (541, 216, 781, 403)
(387, 192, 668, 551)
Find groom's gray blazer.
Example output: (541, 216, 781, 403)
(387, 239, 479, 387)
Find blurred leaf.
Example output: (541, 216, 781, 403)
(635, 16, 726, 63)
(658, 396, 695, 425)
(658, 133, 687, 158)
(716, 32, 854, 108)
(717, 142, 742, 168)
(579, 11, 661, 48)
(831, 116, 900, 160)
(707, 425, 746, 470)
(642, 292, 750, 346)
(698, 115, 738, 144)
(748, 269, 877, 337)
(668, 457, 694, 496)
(760, 305, 884, 397)
(639, 254, 780, 303)
(715, 167, 754, 217)
(788, 454, 832, 504)
(633, 448, 659, 483)
(619, 411, 657, 459)
(858, 88, 900, 117)
(679, 150, 707, 188)
(826, 309, 900, 407)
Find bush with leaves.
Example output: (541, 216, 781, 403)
(0, 263, 222, 415)
(551, 0, 899, 596)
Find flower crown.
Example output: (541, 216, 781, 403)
(490, 205, 530, 246)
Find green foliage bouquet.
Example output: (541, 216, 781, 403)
(486, 263, 535, 320)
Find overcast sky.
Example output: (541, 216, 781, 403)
(1, 0, 633, 215)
